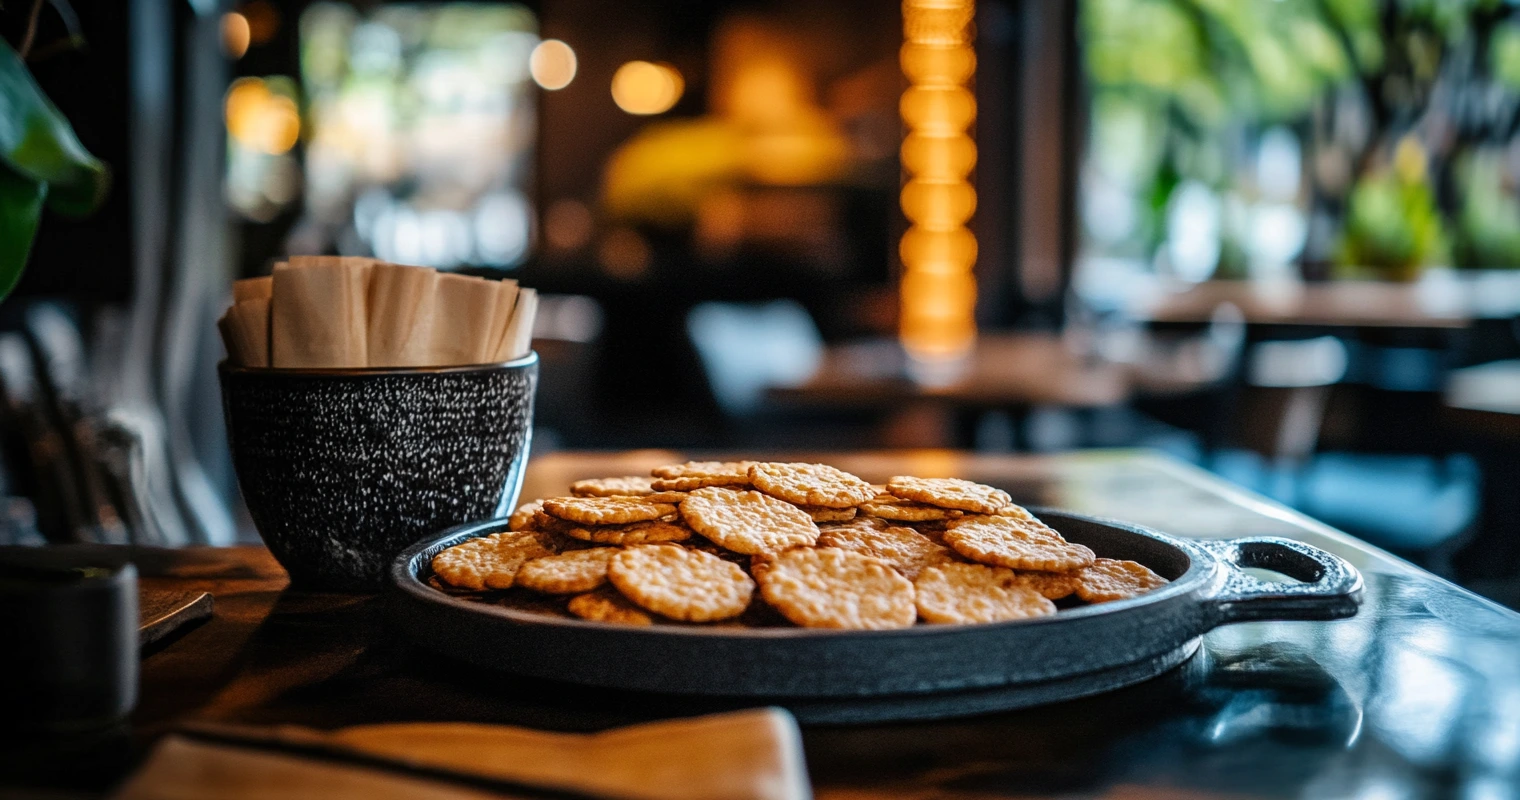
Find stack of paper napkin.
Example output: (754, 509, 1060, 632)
(217, 256, 537, 369)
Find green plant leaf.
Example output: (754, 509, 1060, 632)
(0, 37, 108, 216)
(0, 166, 47, 300)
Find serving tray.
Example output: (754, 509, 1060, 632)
(388, 510, 1362, 720)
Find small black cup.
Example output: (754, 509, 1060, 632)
(219, 353, 537, 591)
(0, 547, 138, 732)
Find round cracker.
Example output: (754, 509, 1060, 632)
(562, 519, 691, 545)
(943, 514, 1095, 572)
(680, 487, 820, 555)
(651, 460, 756, 479)
(567, 587, 654, 625)
(914, 562, 1056, 623)
(430, 531, 556, 591)
(508, 499, 545, 531)
(515, 547, 619, 594)
(886, 476, 1012, 514)
(542, 496, 677, 526)
(650, 474, 752, 491)
(817, 520, 955, 579)
(570, 476, 656, 497)
(608, 544, 754, 622)
(859, 495, 964, 522)
(749, 462, 876, 508)
(802, 505, 857, 523)
(757, 547, 916, 629)
(1015, 570, 1081, 600)
(1075, 558, 1168, 603)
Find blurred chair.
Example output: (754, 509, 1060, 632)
(687, 301, 823, 415)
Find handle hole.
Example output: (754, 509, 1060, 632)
(1239, 566, 1305, 585)
(1234, 542, 1327, 584)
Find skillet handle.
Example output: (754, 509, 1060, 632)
(1196, 537, 1363, 625)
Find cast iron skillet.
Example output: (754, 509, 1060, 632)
(389, 509, 1362, 703)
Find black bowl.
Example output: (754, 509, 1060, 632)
(219, 353, 537, 591)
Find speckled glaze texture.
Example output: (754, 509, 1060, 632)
(221, 356, 537, 591)
(387, 509, 1362, 713)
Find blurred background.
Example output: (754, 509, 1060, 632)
(4, 0, 1520, 605)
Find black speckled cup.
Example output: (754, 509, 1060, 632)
(219, 354, 537, 591)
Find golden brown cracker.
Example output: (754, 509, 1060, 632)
(561, 519, 692, 545)
(515, 547, 619, 594)
(649, 461, 754, 490)
(914, 562, 1057, 623)
(757, 547, 916, 629)
(1075, 558, 1169, 603)
(542, 496, 677, 525)
(679, 486, 820, 555)
(570, 476, 656, 497)
(1014, 570, 1081, 600)
(567, 587, 655, 625)
(607, 544, 755, 622)
(430, 531, 557, 591)
(817, 520, 955, 579)
(508, 499, 545, 531)
(943, 514, 1096, 572)
(802, 505, 858, 523)
(886, 476, 1013, 514)
(858, 495, 965, 521)
(748, 462, 876, 508)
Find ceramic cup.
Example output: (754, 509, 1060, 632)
(219, 353, 537, 591)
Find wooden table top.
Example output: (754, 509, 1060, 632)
(16, 450, 1520, 798)
(1445, 359, 1520, 441)
(768, 333, 1131, 409)
(1132, 275, 1520, 328)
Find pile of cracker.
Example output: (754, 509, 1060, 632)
(430, 461, 1168, 630)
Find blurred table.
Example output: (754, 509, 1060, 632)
(1133, 274, 1520, 328)
(769, 334, 1130, 447)
(1445, 361, 1520, 579)
(12, 449, 1520, 798)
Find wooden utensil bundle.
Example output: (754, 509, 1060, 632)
(217, 256, 538, 369)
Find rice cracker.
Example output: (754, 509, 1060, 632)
(748, 462, 876, 508)
(914, 562, 1056, 623)
(943, 514, 1096, 572)
(680, 486, 819, 555)
(431, 531, 557, 591)
(607, 544, 755, 622)
(1075, 558, 1169, 603)
(515, 547, 620, 594)
(817, 520, 955, 579)
(757, 547, 916, 629)
(886, 476, 1012, 514)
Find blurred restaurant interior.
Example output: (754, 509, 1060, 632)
(4, 0, 1520, 608)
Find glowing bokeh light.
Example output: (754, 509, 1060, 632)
(901, 133, 976, 179)
(530, 39, 578, 90)
(900, 0, 977, 369)
(225, 77, 301, 155)
(611, 61, 684, 115)
(221, 12, 251, 58)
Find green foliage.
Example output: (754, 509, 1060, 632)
(1336, 172, 1448, 279)
(1453, 150, 1520, 268)
(0, 37, 109, 300)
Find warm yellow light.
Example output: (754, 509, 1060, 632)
(903, 4, 973, 46)
(900, 0, 977, 370)
(901, 43, 976, 86)
(901, 133, 976, 179)
(225, 78, 301, 155)
(901, 179, 976, 228)
(611, 61, 684, 115)
(900, 226, 978, 269)
(221, 12, 251, 58)
(900, 86, 976, 134)
(530, 39, 577, 90)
